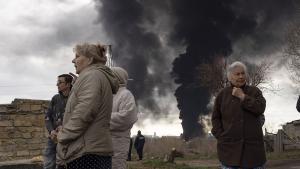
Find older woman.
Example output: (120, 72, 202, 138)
(56, 43, 119, 169)
(211, 61, 266, 169)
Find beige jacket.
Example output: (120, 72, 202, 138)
(56, 64, 119, 165)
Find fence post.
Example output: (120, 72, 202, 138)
(274, 129, 283, 153)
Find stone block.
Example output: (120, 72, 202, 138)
(0, 132, 10, 139)
(18, 104, 31, 112)
(4, 127, 15, 132)
(16, 127, 33, 133)
(0, 151, 14, 157)
(17, 150, 29, 156)
(0, 106, 7, 112)
(0, 121, 13, 127)
(28, 144, 43, 150)
(30, 105, 42, 111)
(31, 132, 44, 138)
(0, 115, 10, 120)
(14, 139, 27, 145)
(8, 131, 22, 138)
(30, 116, 45, 127)
(28, 138, 44, 144)
(14, 120, 32, 127)
(22, 133, 32, 139)
(0, 145, 16, 152)
(0, 139, 15, 145)
(29, 150, 42, 156)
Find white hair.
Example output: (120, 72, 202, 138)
(227, 61, 247, 78)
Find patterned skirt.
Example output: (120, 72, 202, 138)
(57, 154, 112, 169)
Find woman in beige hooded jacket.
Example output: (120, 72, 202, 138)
(110, 67, 138, 169)
(56, 43, 119, 169)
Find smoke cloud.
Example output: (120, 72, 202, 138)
(95, 0, 296, 139)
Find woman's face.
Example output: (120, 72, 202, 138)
(72, 53, 91, 74)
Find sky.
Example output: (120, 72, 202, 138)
(0, 0, 299, 136)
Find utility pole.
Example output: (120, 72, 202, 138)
(105, 45, 114, 68)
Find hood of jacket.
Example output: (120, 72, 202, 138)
(111, 67, 128, 87)
(96, 64, 119, 94)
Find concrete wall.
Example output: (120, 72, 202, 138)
(0, 99, 49, 161)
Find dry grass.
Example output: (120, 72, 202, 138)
(131, 136, 217, 161)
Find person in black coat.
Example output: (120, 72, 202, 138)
(134, 130, 145, 160)
(127, 137, 133, 161)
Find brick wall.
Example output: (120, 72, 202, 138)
(0, 99, 49, 161)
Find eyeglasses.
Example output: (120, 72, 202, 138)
(56, 81, 66, 85)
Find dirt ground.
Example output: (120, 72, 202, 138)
(128, 158, 300, 169)
(177, 159, 300, 169)
(267, 159, 300, 169)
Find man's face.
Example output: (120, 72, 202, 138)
(228, 66, 246, 87)
(56, 77, 70, 92)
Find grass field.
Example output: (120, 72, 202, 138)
(127, 136, 300, 169)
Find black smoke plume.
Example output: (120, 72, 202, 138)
(95, 0, 172, 115)
(95, 0, 296, 139)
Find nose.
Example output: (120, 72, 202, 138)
(72, 58, 75, 63)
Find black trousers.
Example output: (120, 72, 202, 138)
(136, 148, 143, 160)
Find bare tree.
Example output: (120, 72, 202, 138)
(195, 58, 276, 95)
(284, 2, 300, 85)
(246, 60, 279, 93)
(285, 22, 300, 85)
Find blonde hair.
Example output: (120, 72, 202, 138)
(74, 43, 107, 64)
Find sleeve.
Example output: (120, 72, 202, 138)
(241, 87, 266, 116)
(211, 92, 223, 139)
(45, 96, 55, 133)
(259, 114, 265, 127)
(110, 90, 138, 131)
(58, 73, 102, 145)
(297, 95, 300, 112)
(134, 137, 138, 148)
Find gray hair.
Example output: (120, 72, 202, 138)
(227, 61, 247, 77)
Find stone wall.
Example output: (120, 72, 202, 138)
(0, 99, 49, 161)
(282, 119, 300, 141)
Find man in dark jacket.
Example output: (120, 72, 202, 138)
(134, 130, 145, 160)
(43, 74, 73, 169)
(211, 61, 266, 169)
(297, 95, 300, 112)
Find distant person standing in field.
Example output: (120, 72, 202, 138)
(211, 61, 266, 169)
(127, 138, 133, 161)
(110, 67, 138, 169)
(297, 95, 300, 112)
(134, 130, 145, 160)
(43, 74, 73, 169)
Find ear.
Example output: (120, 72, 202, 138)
(88, 57, 94, 65)
(227, 74, 232, 82)
(66, 83, 71, 88)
